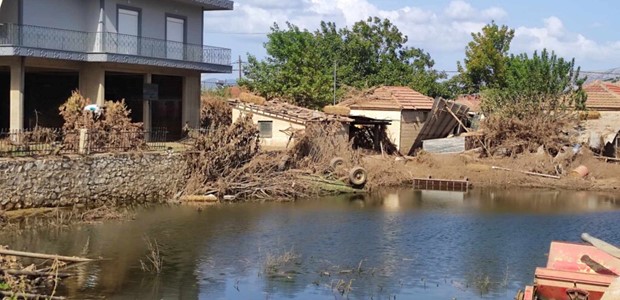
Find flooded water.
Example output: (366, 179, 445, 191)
(2, 189, 620, 300)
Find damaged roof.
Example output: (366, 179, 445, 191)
(584, 81, 620, 110)
(455, 94, 482, 113)
(339, 86, 434, 111)
(229, 99, 353, 124)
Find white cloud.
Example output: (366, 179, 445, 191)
(205, 0, 502, 53)
(204, 0, 620, 73)
(513, 16, 620, 67)
(445, 0, 475, 20)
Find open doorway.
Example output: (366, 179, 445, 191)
(0, 70, 9, 129)
(105, 72, 144, 124)
(152, 75, 182, 140)
(24, 70, 79, 128)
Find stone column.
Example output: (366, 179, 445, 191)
(79, 64, 105, 105)
(143, 73, 152, 141)
(9, 57, 24, 131)
(182, 73, 201, 130)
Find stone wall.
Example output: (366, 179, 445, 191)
(0, 152, 186, 211)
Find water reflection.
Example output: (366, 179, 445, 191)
(1, 189, 620, 300)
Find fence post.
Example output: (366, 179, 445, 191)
(78, 128, 89, 155)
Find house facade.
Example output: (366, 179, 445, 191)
(339, 86, 434, 154)
(230, 100, 351, 149)
(0, 0, 233, 139)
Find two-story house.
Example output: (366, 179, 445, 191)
(0, 0, 233, 139)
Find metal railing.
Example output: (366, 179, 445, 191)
(0, 23, 231, 66)
(0, 128, 168, 157)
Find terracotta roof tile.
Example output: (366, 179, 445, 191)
(339, 86, 434, 110)
(454, 94, 482, 113)
(584, 81, 620, 110)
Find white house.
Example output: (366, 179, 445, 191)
(230, 99, 351, 149)
(0, 0, 233, 139)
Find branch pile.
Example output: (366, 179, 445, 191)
(184, 114, 260, 194)
(0, 245, 95, 299)
(184, 120, 361, 200)
(481, 114, 576, 157)
(59, 91, 145, 152)
(290, 121, 361, 172)
(200, 94, 232, 129)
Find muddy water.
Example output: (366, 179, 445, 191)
(2, 189, 620, 300)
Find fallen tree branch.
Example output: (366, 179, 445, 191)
(0, 249, 95, 263)
(1, 269, 74, 278)
(0, 291, 66, 300)
(491, 166, 561, 179)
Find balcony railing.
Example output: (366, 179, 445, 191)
(0, 23, 231, 66)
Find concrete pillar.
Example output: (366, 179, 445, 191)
(9, 57, 24, 131)
(143, 73, 152, 140)
(182, 73, 201, 129)
(79, 64, 105, 105)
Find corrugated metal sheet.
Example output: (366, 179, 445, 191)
(408, 99, 470, 155)
(422, 136, 466, 153)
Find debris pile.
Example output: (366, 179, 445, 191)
(480, 112, 577, 158)
(0, 246, 96, 300)
(59, 91, 145, 151)
(184, 114, 261, 195)
(184, 120, 364, 200)
(200, 94, 232, 129)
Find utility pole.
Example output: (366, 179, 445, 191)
(238, 55, 242, 80)
(333, 61, 337, 105)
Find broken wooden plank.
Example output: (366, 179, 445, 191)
(0, 249, 95, 263)
(491, 166, 560, 179)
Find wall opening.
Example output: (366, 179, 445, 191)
(105, 72, 144, 124)
(0, 70, 9, 129)
(24, 70, 79, 129)
(152, 75, 182, 140)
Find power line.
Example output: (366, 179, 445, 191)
(204, 31, 269, 35)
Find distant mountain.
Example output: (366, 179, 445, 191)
(584, 67, 620, 84)
(200, 78, 238, 90)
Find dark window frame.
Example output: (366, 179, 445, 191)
(164, 13, 188, 60)
(258, 120, 273, 138)
(116, 5, 142, 36)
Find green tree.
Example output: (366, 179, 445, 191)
(457, 21, 515, 92)
(241, 23, 334, 108)
(481, 49, 587, 116)
(241, 18, 446, 108)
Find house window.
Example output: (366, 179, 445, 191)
(117, 7, 140, 55)
(166, 16, 185, 60)
(258, 121, 273, 138)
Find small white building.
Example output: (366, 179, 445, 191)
(230, 100, 351, 149)
(339, 86, 434, 154)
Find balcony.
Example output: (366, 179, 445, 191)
(0, 23, 232, 72)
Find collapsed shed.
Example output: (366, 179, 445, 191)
(338, 86, 434, 154)
(582, 81, 620, 157)
(229, 99, 390, 150)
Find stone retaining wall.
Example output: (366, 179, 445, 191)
(0, 152, 186, 211)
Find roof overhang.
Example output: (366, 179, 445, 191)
(174, 0, 234, 10)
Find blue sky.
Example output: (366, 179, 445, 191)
(203, 0, 620, 80)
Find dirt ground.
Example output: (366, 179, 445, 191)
(363, 150, 620, 192)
